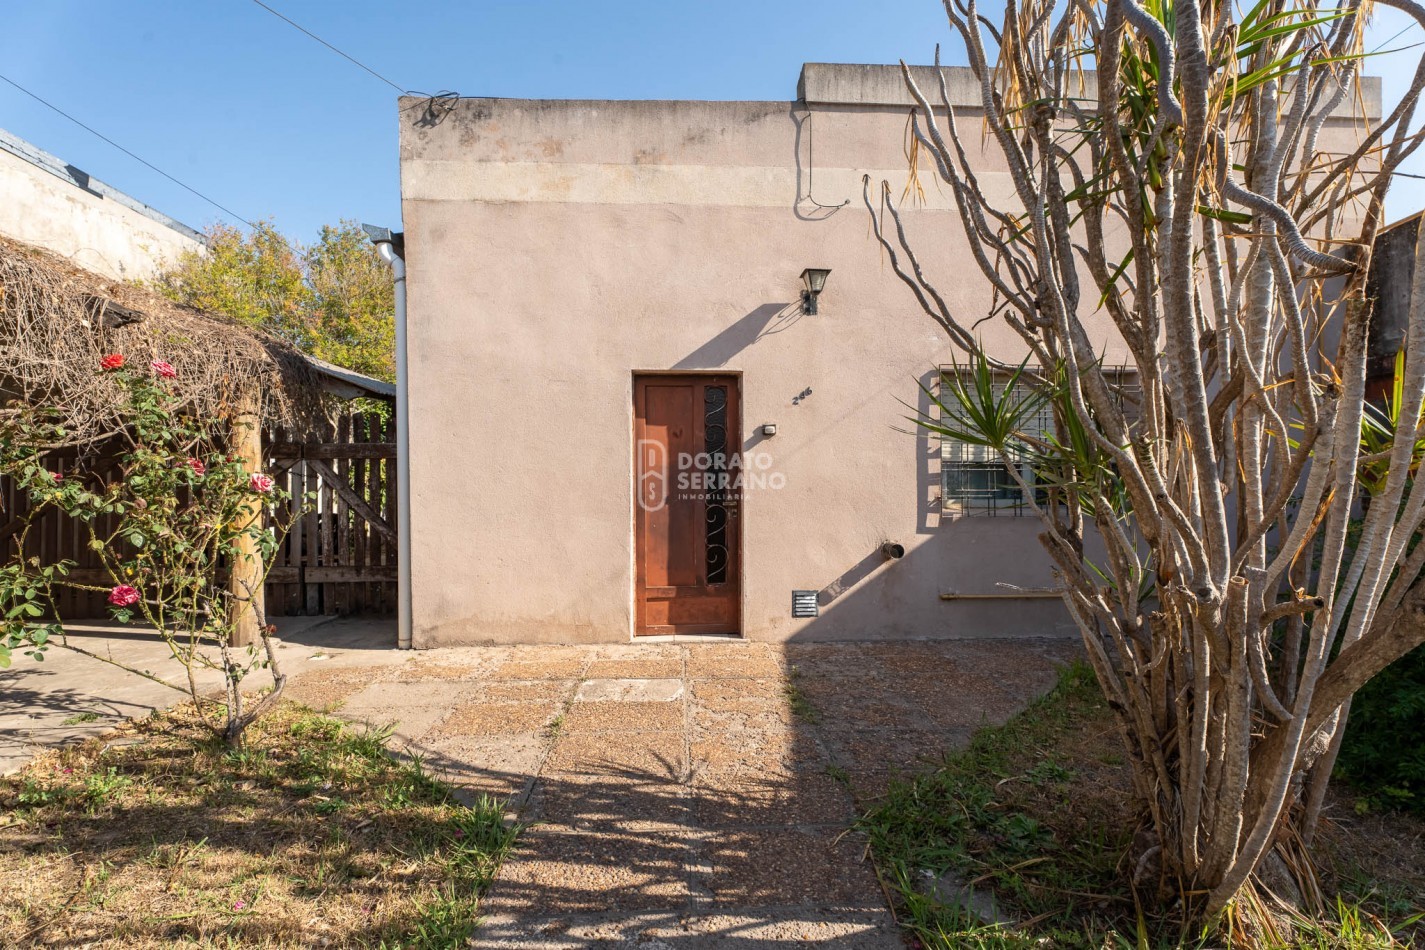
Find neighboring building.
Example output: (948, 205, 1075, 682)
(0, 128, 203, 281)
(397, 63, 1380, 646)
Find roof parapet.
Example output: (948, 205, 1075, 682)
(796, 62, 1381, 120)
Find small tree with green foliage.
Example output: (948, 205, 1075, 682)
(152, 220, 395, 383)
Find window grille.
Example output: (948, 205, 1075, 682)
(938, 371, 1052, 515)
(937, 366, 1139, 516)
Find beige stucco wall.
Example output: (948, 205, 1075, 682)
(398, 65, 1379, 646)
(0, 138, 203, 281)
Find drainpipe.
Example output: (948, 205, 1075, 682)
(364, 225, 412, 650)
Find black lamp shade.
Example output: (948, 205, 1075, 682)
(801, 268, 831, 295)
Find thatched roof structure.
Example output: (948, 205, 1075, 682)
(0, 235, 372, 446)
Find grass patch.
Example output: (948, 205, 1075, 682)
(784, 668, 820, 724)
(61, 712, 100, 726)
(0, 701, 520, 948)
(858, 662, 1424, 949)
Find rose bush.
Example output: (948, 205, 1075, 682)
(0, 357, 308, 745)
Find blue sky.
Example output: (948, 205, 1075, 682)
(2, 1, 1421, 241)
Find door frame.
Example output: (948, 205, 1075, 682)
(630, 371, 744, 639)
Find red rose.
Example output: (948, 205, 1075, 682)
(249, 473, 275, 493)
(100, 354, 125, 371)
(107, 585, 140, 607)
(50, 471, 63, 482)
(186, 457, 206, 476)
(150, 359, 177, 379)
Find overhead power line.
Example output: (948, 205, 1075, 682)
(0, 71, 256, 229)
(246, 0, 407, 95)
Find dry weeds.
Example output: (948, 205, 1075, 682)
(0, 701, 518, 948)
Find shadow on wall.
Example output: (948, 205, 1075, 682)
(793, 522, 1079, 642)
(673, 302, 800, 369)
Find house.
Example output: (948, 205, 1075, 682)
(395, 63, 1380, 646)
(0, 128, 204, 280)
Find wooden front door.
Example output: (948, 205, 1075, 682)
(634, 374, 741, 636)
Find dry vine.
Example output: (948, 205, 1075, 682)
(0, 236, 330, 447)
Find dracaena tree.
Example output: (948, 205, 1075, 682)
(871, 0, 1425, 924)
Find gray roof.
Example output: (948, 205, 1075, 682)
(305, 354, 396, 400)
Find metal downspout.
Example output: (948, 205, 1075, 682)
(368, 228, 412, 650)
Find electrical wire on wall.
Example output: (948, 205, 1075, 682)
(794, 103, 850, 220)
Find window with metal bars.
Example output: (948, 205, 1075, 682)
(938, 370, 1052, 515)
(937, 366, 1140, 516)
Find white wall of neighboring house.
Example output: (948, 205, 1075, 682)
(0, 129, 204, 281)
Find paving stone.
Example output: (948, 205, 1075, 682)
(530, 773, 692, 831)
(690, 703, 796, 733)
(341, 678, 467, 714)
(543, 730, 686, 780)
(471, 680, 577, 703)
(13, 625, 1082, 946)
(689, 729, 826, 776)
(490, 658, 591, 681)
(685, 647, 784, 679)
(482, 828, 694, 915)
(585, 657, 684, 679)
(695, 827, 883, 910)
(383, 654, 492, 682)
(843, 768, 898, 803)
(346, 705, 449, 750)
(282, 668, 376, 710)
(689, 678, 787, 710)
(789, 685, 925, 731)
(433, 700, 560, 737)
(692, 767, 854, 829)
(417, 732, 547, 800)
(859, 642, 966, 677)
(473, 909, 903, 948)
(562, 700, 685, 733)
(574, 678, 684, 702)
(821, 725, 961, 776)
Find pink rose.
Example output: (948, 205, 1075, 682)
(186, 457, 206, 476)
(107, 585, 140, 607)
(249, 473, 275, 494)
(50, 471, 63, 482)
(150, 360, 176, 379)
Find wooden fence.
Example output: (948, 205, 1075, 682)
(265, 412, 398, 616)
(0, 410, 398, 620)
(2, 451, 126, 618)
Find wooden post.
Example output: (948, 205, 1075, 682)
(230, 393, 264, 647)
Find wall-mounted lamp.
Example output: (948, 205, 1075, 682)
(761, 423, 778, 437)
(800, 267, 831, 314)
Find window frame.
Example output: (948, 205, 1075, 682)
(935, 364, 1140, 518)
